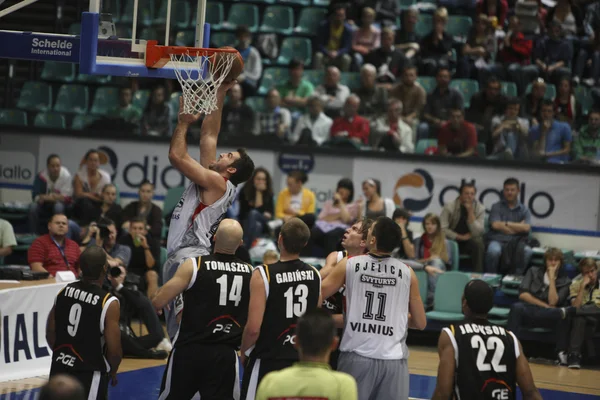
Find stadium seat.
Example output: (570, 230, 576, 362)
(17, 82, 52, 112)
(276, 37, 312, 66)
(416, 76, 436, 93)
(449, 79, 479, 108)
(477, 142, 486, 158)
(77, 73, 111, 84)
(175, 30, 195, 47)
(245, 96, 266, 113)
(341, 72, 361, 91)
(68, 22, 81, 35)
(223, 4, 259, 32)
(139, 27, 160, 41)
(0, 109, 28, 126)
(162, 186, 186, 219)
(205, 2, 224, 30)
(71, 115, 99, 130)
(501, 81, 517, 97)
(304, 69, 325, 87)
(54, 84, 89, 115)
(574, 86, 593, 115)
(259, 6, 294, 35)
(446, 16, 472, 38)
(295, 7, 327, 35)
(102, 0, 121, 23)
(313, 0, 330, 6)
(426, 271, 471, 321)
(154, 0, 190, 29)
(121, 0, 154, 27)
(415, 14, 433, 37)
(415, 138, 438, 154)
(34, 111, 67, 129)
(258, 67, 287, 95)
(280, 0, 310, 5)
(447, 240, 459, 271)
(90, 87, 120, 116)
(399, 0, 415, 9)
(211, 32, 236, 48)
(414, 269, 428, 305)
(526, 82, 556, 100)
(489, 307, 510, 319)
(40, 62, 76, 83)
(133, 89, 150, 110)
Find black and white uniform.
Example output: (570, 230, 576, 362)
(338, 253, 412, 400)
(241, 260, 321, 400)
(50, 281, 119, 400)
(159, 253, 253, 400)
(322, 250, 347, 369)
(444, 319, 519, 400)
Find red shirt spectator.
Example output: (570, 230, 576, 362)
(438, 108, 478, 157)
(330, 95, 370, 145)
(476, 0, 508, 28)
(28, 214, 80, 276)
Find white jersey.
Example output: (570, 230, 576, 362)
(166, 179, 236, 256)
(340, 253, 411, 360)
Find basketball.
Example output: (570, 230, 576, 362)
(217, 46, 244, 82)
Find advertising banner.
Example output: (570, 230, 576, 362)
(0, 32, 80, 63)
(0, 134, 39, 190)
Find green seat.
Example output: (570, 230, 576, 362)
(489, 319, 508, 326)
(276, 37, 312, 66)
(121, 0, 153, 27)
(281, 0, 310, 5)
(525, 327, 553, 333)
(175, 30, 195, 47)
(54, 84, 89, 115)
(295, 7, 327, 35)
(206, 2, 224, 30)
(139, 27, 159, 41)
(501, 81, 517, 97)
(133, 89, 150, 110)
(223, 4, 259, 32)
(259, 67, 287, 95)
(168, 92, 181, 123)
(72, 115, 99, 130)
(90, 87, 120, 116)
(415, 14, 432, 37)
(154, 0, 190, 29)
(34, 111, 67, 129)
(0, 109, 28, 126)
(489, 307, 510, 318)
(416, 76, 436, 93)
(415, 138, 438, 154)
(260, 6, 294, 35)
(399, 0, 415, 9)
(574, 86, 593, 115)
(304, 69, 325, 87)
(447, 239, 459, 271)
(449, 79, 479, 108)
(426, 271, 471, 321)
(446, 16, 472, 38)
(414, 269, 429, 305)
(40, 62, 76, 83)
(477, 142, 486, 158)
(313, 0, 330, 6)
(17, 81, 52, 112)
(341, 72, 361, 91)
(77, 74, 111, 84)
(526, 83, 556, 100)
(68, 22, 81, 35)
(245, 96, 266, 113)
(162, 186, 186, 219)
(211, 32, 236, 48)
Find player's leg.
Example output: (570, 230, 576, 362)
(198, 345, 240, 400)
(240, 356, 260, 400)
(337, 352, 378, 400)
(374, 359, 409, 400)
(158, 348, 199, 400)
(63, 371, 108, 400)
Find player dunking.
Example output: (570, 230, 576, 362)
(164, 81, 255, 339)
(240, 218, 322, 400)
(322, 216, 427, 400)
(46, 246, 122, 399)
(152, 219, 253, 399)
(432, 280, 542, 400)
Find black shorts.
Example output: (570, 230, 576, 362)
(49, 366, 109, 400)
(240, 357, 294, 400)
(159, 343, 240, 400)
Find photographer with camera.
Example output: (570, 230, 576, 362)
(81, 217, 130, 269)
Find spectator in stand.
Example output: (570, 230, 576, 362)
(373, 0, 399, 28)
(389, 65, 426, 132)
(438, 108, 478, 157)
(29, 154, 73, 235)
(390, 208, 415, 261)
(489, 97, 530, 160)
(82, 217, 130, 270)
(315, 4, 353, 72)
(365, 28, 407, 86)
(475, 0, 508, 28)
(573, 36, 600, 87)
(522, 78, 546, 124)
(530, 21, 573, 83)
(361, 178, 395, 219)
(545, 0, 584, 39)
(583, 0, 600, 42)
(507, 248, 571, 340)
(234, 25, 262, 97)
(529, 100, 573, 163)
(501, 16, 534, 95)
(278, 59, 315, 120)
(221, 83, 255, 138)
(330, 95, 371, 145)
(459, 14, 503, 82)
(291, 96, 333, 146)
(355, 63, 388, 119)
(557, 258, 600, 369)
(371, 99, 414, 152)
(396, 8, 420, 60)
(0, 218, 17, 260)
(29, 214, 80, 276)
(273, 171, 316, 229)
(467, 76, 507, 145)
(351, 7, 381, 68)
(485, 177, 533, 275)
(93, 184, 123, 236)
(573, 109, 600, 164)
(121, 180, 163, 239)
(238, 167, 274, 247)
(314, 66, 351, 119)
(109, 87, 142, 125)
(440, 183, 485, 272)
(554, 77, 581, 129)
(118, 217, 160, 298)
(419, 65, 464, 141)
(141, 85, 172, 137)
(419, 7, 454, 77)
(256, 88, 292, 140)
(73, 149, 111, 227)
(312, 178, 360, 254)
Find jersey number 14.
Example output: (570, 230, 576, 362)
(216, 275, 243, 307)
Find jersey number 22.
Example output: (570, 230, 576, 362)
(471, 335, 507, 372)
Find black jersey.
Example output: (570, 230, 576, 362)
(446, 318, 519, 400)
(322, 250, 346, 315)
(51, 280, 118, 373)
(252, 260, 321, 361)
(175, 253, 253, 348)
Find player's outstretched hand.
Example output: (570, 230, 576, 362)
(178, 97, 203, 125)
(110, 372, 118, 386)
(217, 79, 238, 97)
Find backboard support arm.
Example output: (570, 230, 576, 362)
(0, 0, 39, 19)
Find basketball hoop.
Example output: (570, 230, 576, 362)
(145, 41, 238, 115)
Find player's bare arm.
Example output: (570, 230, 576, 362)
(321, 257, 347, 299)
(45, 305, 56, 348)
(152, 258, 195, 312)
(240, 269, 267, 364)
(104, 300, 122, 386)
(408, 268, 427, 330)
(432, 329, 456, 399)
(199, 80, 236, 168)
(515, 340, 543, 400)
(319, 251, 342, 280)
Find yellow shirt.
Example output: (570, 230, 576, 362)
(569, 274, 600, 307)
(275, 187, 316, 219)
(327, 23, 344, 51)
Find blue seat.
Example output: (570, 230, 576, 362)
(426, 271, 471, 322)
(0, 109, 28, 126)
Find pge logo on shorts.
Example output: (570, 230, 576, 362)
(393, 169, 434, 212)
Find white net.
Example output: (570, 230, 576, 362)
(170, 50, 237, 115)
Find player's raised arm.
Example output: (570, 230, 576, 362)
(199, 81, 236, 168)
(321, 256, 347, 299)
(240, 268, 267, 363)
(432, 329, 456, 400)
(152, 258, 196, 312)
(408, 268, 427, 330)
(319, 251, 342, 280)
(514, 338, 543, 400)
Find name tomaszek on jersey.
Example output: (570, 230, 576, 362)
(275, 270, 315, 284)
(203, 260, 252, 273)
(354, 260, 405, 277)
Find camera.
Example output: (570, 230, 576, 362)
(96, 217, 113, 241)
(110, 266, 122, 277)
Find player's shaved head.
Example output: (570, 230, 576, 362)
(39, 374, 85, 400)
(80, 245, 107, 280)
(463, 279, 494, 316)
(214, 219, 243, 254)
